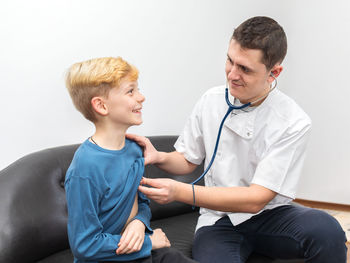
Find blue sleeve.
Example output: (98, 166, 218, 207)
(134, 191, 153, 234)
(65, 175, 152, 262)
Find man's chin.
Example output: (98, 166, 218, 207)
(229, 87, 242, 99)
(229, 90, 250, 103)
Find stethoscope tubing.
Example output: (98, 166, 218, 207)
(190, 76, 277, 186)
(190, 104, 234, 185)
(190, 89, 248, 185)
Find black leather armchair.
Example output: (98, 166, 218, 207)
(0, 136, 304, 262)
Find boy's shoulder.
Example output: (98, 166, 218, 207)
(67, 139, 143, 174)
(125, 138, 143, 157)
(65, 140, 100, 179)
(66, 138, 143, 170)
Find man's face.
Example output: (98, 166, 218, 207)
(225, 39, 272, 104)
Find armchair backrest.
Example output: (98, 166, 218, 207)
(0, 144, 79, 262)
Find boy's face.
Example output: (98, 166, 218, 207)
(225, 39, 276, 104)
(103, 79, 145, 128)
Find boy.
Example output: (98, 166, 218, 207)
(64, 57, 196, 263)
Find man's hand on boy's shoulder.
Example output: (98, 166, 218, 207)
(116, 219, 146, 255)
(125, 134, 161, 165)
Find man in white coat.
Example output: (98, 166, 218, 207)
(128, 16, 347, 262)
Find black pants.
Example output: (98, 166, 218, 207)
(102, 247, 197, 263)
(193, 205, 347, 263)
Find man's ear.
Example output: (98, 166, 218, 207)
(269, 65, 283, 82)
(91, 97, 108, 116)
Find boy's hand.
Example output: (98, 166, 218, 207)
(116, 219, 145, 255)
(125, 134, 161, 165)
(149, 228, 171, 250)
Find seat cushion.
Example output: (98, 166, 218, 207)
(36, 250, 73, 263)
(151, 211, 199, 258)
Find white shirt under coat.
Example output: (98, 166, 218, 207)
(174, 85, 312, 231)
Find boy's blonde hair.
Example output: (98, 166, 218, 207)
(66, 57, 139, 122)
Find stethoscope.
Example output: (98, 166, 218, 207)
(190, 73, 278, 187)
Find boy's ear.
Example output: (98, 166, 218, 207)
(91, 97, 108, 116)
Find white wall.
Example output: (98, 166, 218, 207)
(1, 0, 349, 204)
(283, 1, 350, 205)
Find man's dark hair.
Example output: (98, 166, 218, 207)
(232, 16, 287, 70)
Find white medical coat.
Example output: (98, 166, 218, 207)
(174, 85, 312, 230)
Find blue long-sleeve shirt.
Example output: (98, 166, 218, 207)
(65, 139, 153, 262)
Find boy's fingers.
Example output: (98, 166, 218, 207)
(117, 242, 128, 254)
(123, 235, 138, 254)
(117, 232, 132, 254)
(118, 229, 129, 246)
(126, 236, 139, 254)
(119, 233, 125, 244)
(117, 242, 126, 254)
(137, 239, 143, 251)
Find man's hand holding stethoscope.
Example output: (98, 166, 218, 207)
(139, 177, 178, 204)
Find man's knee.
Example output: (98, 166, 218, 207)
(302, 209, 346, 242)
(301, 209, 347, 261)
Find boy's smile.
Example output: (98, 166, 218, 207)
(132, 107, 142, 114)
(103, 79, 145, 128)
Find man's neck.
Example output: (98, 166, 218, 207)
(242, 84, 272, 107)
(91, 123, 128, 150)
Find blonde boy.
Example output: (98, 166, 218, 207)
(64, 57, 196, 263)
